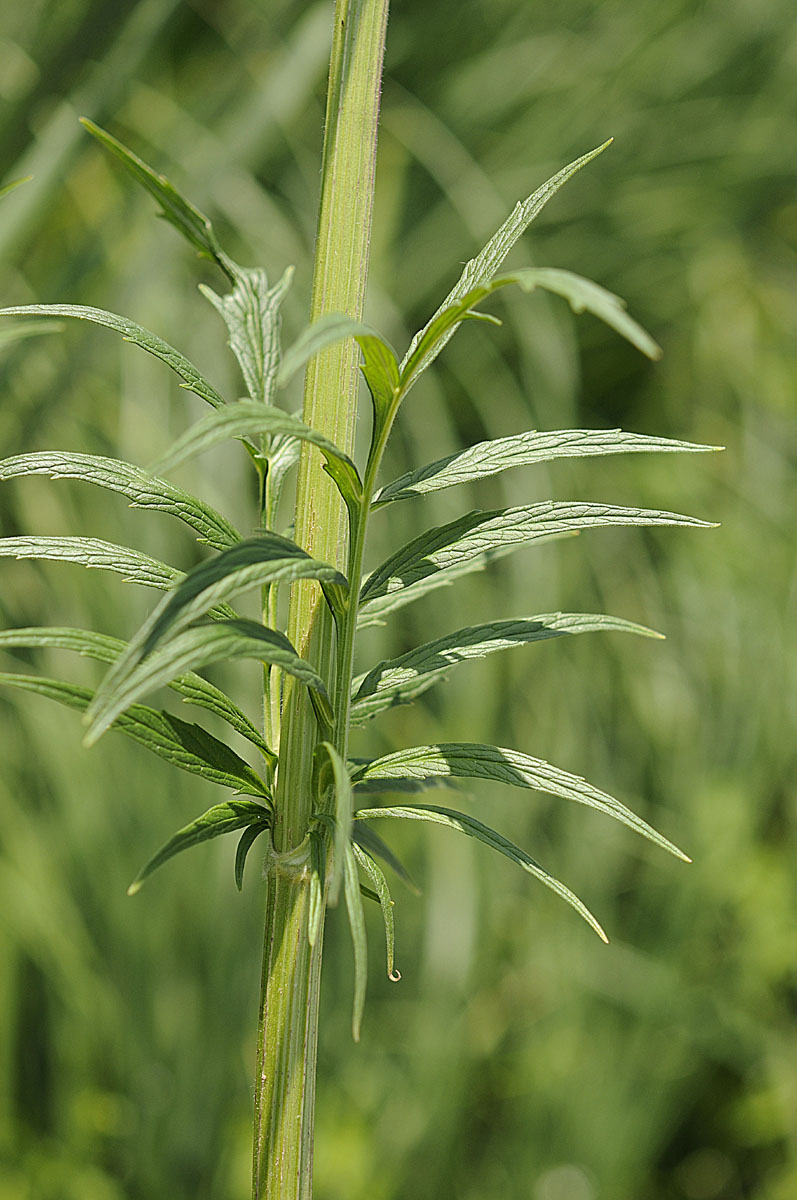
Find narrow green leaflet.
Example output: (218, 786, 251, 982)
(354, 805, 607, 942)
(351, 612, 661, 723)
(0, 536, 181, 591)
(360, 502, 714, 619)
(201, 265, 293, 405)
(81, 119, 234, 279)
(85, 618, 331, 746)
(151, 400, 363, 512)
(351, 822, 419, 893)
(318, 742, 354, 906)
(0, 304, 226, 410)
(0, 673, 270, 797)
(374, 428, 720, 507)
(343, 842, 368, 1041)
(353, 743, 688, 860)
(351, 842, 399, 981)
(128, 799, 272, 895)
(0, 451, 241, 550)
(400, 142, 611, 385)
(0, 626, 273, 760)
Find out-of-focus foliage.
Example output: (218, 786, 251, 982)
(1, 1, 794, 1197)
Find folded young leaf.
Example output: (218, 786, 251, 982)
(354, 804, 607, 942)
(351, 612, 661, 722)
(343, 842, 368, 1041)
(0, 626, 273, 761)
(360, 501, 714, 619)
(0, 304, 226, 410)
(151, 400, 363, 512)
(400, 141, 612, 387)
(81, 119, 233, 279)
(0, 535, 181, 591)
(85, 618, 330, 746)
(128, 799, 272, 895)
(351, 842, 399, 981)
(0, 451, 241, 550)
(201, 265, 293, 405)
(353, 743, 688, 861)
(0, 672, 271, 797)
(374, 428, 721, 507)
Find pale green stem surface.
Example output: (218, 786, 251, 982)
(252, 2, 389, 1196)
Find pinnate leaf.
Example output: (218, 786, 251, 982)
(0, 451, 240, 550)
(126, 534, 347, 668)
(375, 428, 720, 507)
(0, 304, 226, 410)
(85, 618, 330, 745)
(0, 672, 270, 797)
(0, 535, 181, 591)
(351, 612, 661, 722)
(151, 400, 363, 512)
(0, 625, 273, 761)
(354, 804, 607, 942)
(353, 743, 688, 860)
(128, 799, 271, 895)
(360, 501, 713, 620)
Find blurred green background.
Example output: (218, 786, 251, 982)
(1, 1, 795, 1197)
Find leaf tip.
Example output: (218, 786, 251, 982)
(388, 968, 402, 982)
(127, 879, 143, 897)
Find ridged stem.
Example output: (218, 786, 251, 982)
(252, 2, 389, 1196)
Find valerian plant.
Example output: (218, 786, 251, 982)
(0, 3, 718, 1196)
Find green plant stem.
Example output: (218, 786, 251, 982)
(252, 861, 323, 1199)
(252, 1, 389, 1196)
